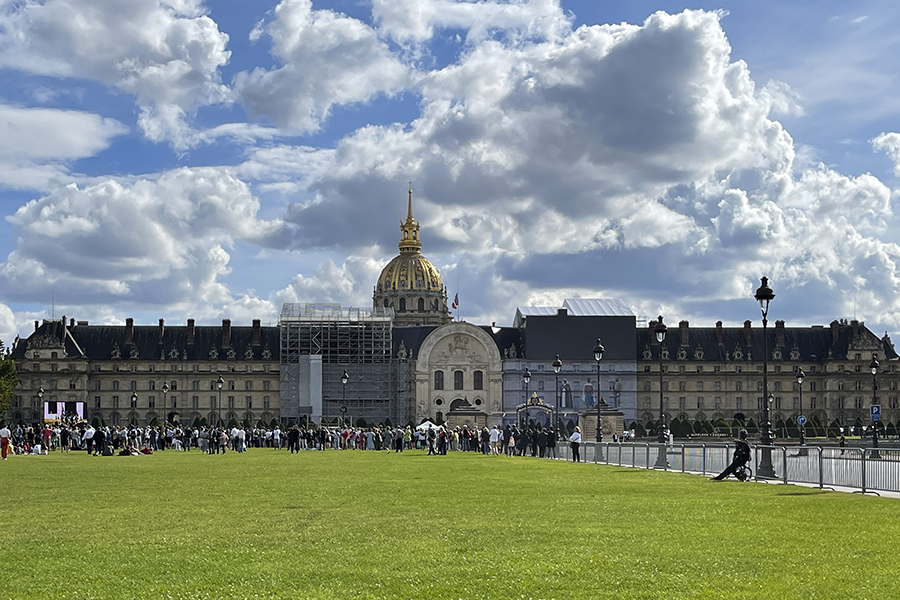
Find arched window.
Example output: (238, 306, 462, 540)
(418, 298, 425, 312)
(454, 370, 464, 390)
(399, 298, 406, 312)
(473, 371, 483, 390)
(434, 371, 444, 390)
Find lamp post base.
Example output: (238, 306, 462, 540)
(654, 444, 669, 469)
(758, 450, 776, 479)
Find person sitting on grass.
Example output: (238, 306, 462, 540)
(711, 429, 751, 481)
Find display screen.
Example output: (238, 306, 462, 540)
(44, 401, 84, 421)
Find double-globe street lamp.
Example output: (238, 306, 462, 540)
(552, 355, 562, 438)
(754, 277, 776, 478)
(654, 316, 669, 469)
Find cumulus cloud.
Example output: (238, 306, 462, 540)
(372, 0, 572, 45)
(873, 132, 900, 175)
(0, 168, 282, 308)
(0, 0, 231, 148)
(233, 0, 411, 131)
(261, 8, 900, 329)
(0, 104, 127, 189)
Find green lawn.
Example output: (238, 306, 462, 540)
(0, 449, 897, 599)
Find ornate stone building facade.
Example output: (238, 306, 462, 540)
(634, 318, 899, 431)
(10, 317, 280, 427)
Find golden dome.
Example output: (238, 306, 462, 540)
(376, 252, 444, 292)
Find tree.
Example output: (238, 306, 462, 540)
(0, 341, 18, 419)
(355, 417, 368, 428)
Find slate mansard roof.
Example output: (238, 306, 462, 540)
(12, 318, 280, 362)
(635, 318, 899, 363)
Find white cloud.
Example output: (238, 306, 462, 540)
(0, 0, 231, 148)
(873, 132, 900, 175)
(0, 168, 282, 308)
(234, 0, 411, 131)
(0, 104, 127, 190)
(372, 0, 572, 45)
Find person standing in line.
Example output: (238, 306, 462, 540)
(537, 428, 548, 458)
(83, 424, 95, 455)
(0, 423, 11, 460)
(547, 427, 557, 459)
(568, 426, 582, 462)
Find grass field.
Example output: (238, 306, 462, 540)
(1, 449, 898, 600)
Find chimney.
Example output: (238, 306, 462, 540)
(61, 314, 66, 343)
(158, 319, 165, 344)
(831, 320, 840, 345)
(715, 321, 723, 344)
(252, 319, 261, 346)
(34, 321, 39, 332)
(557, 308, 568, 317)
(743, 320, 752, 347)
(222, 319, 231, 349)
(125, 318, 134, 346)
(679, 320, 689, 346)
(775, 320, 785, 347)
(187, 319, 195, 345)
(851, 320, 862, 339)
(69, 318, 75, 328)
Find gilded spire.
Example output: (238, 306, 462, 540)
(398, 185, 421, 254)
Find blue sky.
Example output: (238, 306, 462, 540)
(2, 0, 900, 345)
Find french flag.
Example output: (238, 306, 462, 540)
(451, 293, 458, 309)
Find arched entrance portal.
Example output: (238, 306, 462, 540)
(517, 393, 552, 430)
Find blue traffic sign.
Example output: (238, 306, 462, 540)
(871, 404, 882, 422)
(797, 415, 807, 425)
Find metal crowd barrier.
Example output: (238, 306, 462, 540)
(554, 441, 900, 495)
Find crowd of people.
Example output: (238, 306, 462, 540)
(0, 421, 593, 461)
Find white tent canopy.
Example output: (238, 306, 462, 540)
(416, 421, 437, 430)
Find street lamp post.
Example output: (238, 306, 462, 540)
(654, 317, 669, 469)
(522, 368, 531, 445)
(754, 277, 776, 478)
(552, 355, 562, 437)
(341, 369, 349, 428)
(870, 355, 880, 458)
(37, 387, 44, 423)
(161, 381, 169, 450)
(216, 375, 224, 428)
(593, 339, 604, 463)
(130, 391, 137, 426)
(796, 368, 807, 456)
(593, 339, 604, 443)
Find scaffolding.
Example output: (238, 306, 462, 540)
(279, 304, 408, 425)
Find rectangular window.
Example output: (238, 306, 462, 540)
(192, 396, 199, 409)
(854, 397, 863, 409)
(735, 381, 743, 392)
(662, 382, 669, 392)
(774, 366, 781, 374)
(192, 380, 199, 390)
(246, 365, 253, 373)
(228, 380, 235, 391)
(148, 396, 155, 408)
(246, 396, 252, 409)
(714, 381, 721, 391)
(263, 380, 271, 391)
(810, 382, 817, 392)
(793, 397, 799, 410)
(210, 365, 218, 372)
(643, 397, 651, 408)
(714, 397, 721, 410)
(148, 381, 155, 391)
(434, 371, 444, 390)
(69, 380, 76, 390)
(837, 396, 845, 409)
(736, 397, 742, 410)
(538, 380, 544, 391)
(113, 380, 119, 391)
(148, 365, 154, 372)
(112, 396, 119, 408)
(170, 381, 178, 391)
(890, 396, 898, 409)
(678, 381, 686, 391)
(678, 397, 685, 411)
(263, 396, 270, 410)
(171, 365, 178, 372)
(644, 366, 651, 373)
(696, 366, 703, 373)
(95, 396, 101, 408)
(210, 396, 217, 409)
(210, 380, 217, 390)
(192, 365, 199, 372)
(697, 397, 704, 410)
(735, 366, 742, 373)
(228, 396, 235, 409)
(245, 381, 253, 391)
(473, 371, 483, 390)
(51, 364, 57, 371)
(810, 397, 817, 410)
(696, 382, 704, 392)
(774, 382, 782, 392)
(453, 370, 464, 390)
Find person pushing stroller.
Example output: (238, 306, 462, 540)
(711, 429, 751, 481)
